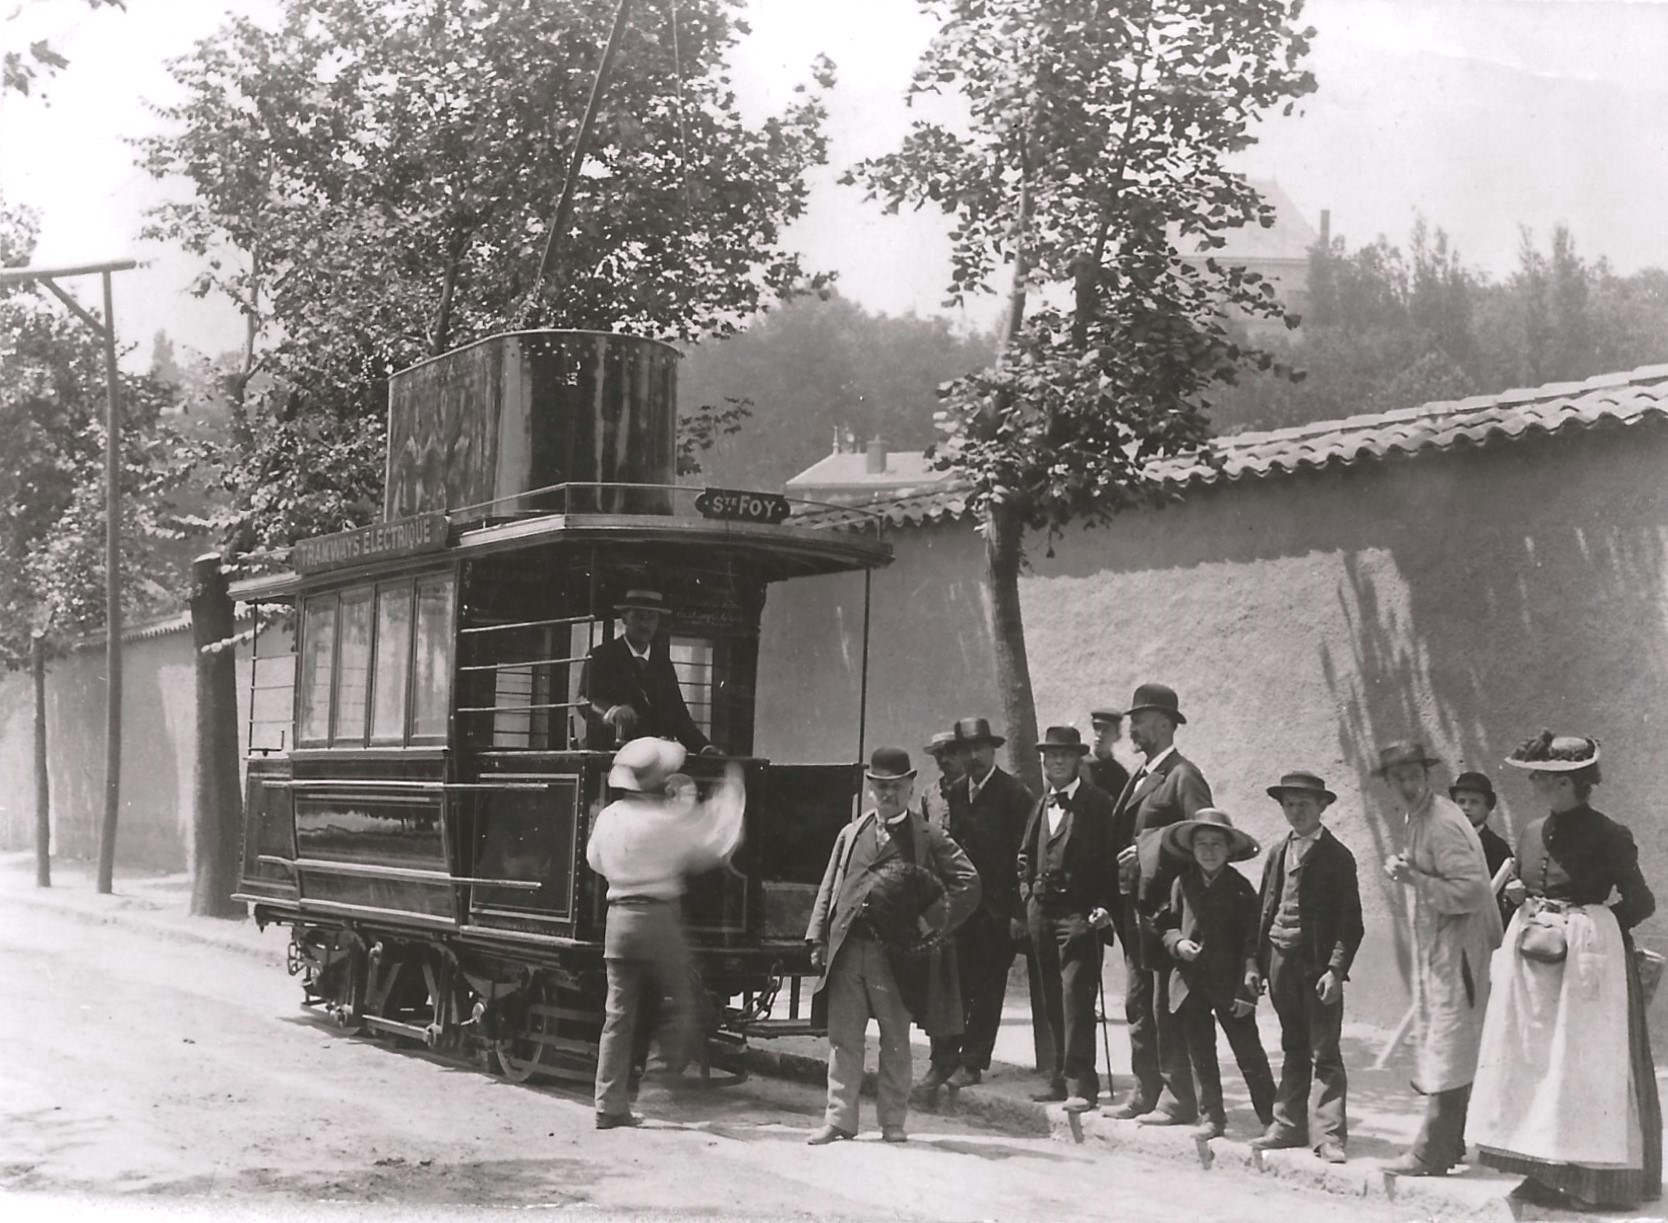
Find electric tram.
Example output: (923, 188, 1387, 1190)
(230, 330, 889, 1085)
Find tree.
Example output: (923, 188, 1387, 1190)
(134, 0, 836, 553)
(2, 0, 124, 96)
(848, 0, 1315, 790)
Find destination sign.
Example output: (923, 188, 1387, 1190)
(695, 487, 792, 525)
(293, 513, 450, 574)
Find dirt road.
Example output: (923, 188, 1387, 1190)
(0, 898, 1419, 1221)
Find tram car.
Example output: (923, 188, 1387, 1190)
(230, 330, 890, 1085)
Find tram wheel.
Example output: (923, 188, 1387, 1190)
(493, 975, 601, 1088)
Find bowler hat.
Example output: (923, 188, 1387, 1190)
(608, 736, 688, 792)
(1373, 740, 1442, 776)
(1266, 770, 1338, 804)
(925, 730, 958, 757)
(1124, 683, 1186, 725)
(1162, 808, 1260, 863)
(952, 716, 1005, 748)
(1504, 730, 1601, 773)
(1036, 725, 1090, 755)
(1089, 707, 1124, 726)
(1449, 770, 1498, 809)
(616, 588, 670, 614)
(866, 746, 917, 780)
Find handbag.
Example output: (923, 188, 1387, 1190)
(1517, 851, 1568, 964)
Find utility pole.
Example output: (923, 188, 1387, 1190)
(0, 259, 137, 894)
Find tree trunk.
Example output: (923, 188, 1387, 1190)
(190, 555, 246, 918)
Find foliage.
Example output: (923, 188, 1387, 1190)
(679, 291, 996, 488)
(0, 198, 190, 664)
(1, 0, 124, 96)
(134, 0, 836, 552)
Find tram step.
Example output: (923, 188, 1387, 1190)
(735, 1018, 822, 1039)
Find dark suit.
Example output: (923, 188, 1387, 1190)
(1017, 780, 1117, 1100)
(931, 765, 1034, 1075)
(1157, 866, 1275, 1129)
(1254, 829, 1363, 1147)
(1086, 755, 1131, 801)
(1110, 749, 1212, 1116)
(1476, 822, 1513, 926)
(578, 635, 710, 753)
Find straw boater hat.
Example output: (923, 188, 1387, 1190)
(608, 736, 687, 792)
(1162, 807, 1260, 863)
(1124, 683, 1186, 725)
(1036, 725, 1091, 755)
(1266, 770, 1338, 805)
(1504, 730, 1601, 772)
(865, 746, 917, 780)
(925, 730, 958, 757)
(1449, 771, 1498, 809)
(951, 716, 1005, 748)
(616, 588, 670, 614)
(1373, 740, 1442, 776)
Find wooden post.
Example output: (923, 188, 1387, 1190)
(32, 630, 50, 888)
(96, 268, 123, 895)
(190, 555, 245, 917)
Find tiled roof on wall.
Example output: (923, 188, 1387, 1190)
(797, 364, 1668, 530)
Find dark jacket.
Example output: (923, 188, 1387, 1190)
(1084, 755, 1131, 801)
(1017, 780, 1119, 922)
(1254, 828, 1365, 980)
(1157, 865, 1260, 1013)
(948, 765, 1035, 922)
(1476, 822, 1514, 925)
(1110, 749, 1213, 965)
(578, 634, 710, 753)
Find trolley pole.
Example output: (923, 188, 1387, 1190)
(0, 259, 138, 895)
(32, 630, 50, 888)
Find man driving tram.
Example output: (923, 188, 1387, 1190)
(577, 587, 720, 755)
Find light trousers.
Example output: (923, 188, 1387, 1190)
(824, 934, 913, 1132)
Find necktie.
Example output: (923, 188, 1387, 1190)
(1048, 792, 1067, 808)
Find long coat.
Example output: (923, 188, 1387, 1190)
(947, 765, 1034, 923)
(1402, 791, 1502, 1094)
(806, 809, 981, 1037)
(577, 634, 710, 752)
(1111, 749, 1213, 966)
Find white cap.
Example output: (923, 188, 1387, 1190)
(608, 736, 688, 792)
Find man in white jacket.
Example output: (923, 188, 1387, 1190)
(588, 737, 745, 1129)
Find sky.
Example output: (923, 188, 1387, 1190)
(2, 0, 1667, 370)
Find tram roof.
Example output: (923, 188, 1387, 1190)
(228, 511, 893, 602)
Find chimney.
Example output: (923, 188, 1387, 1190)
(864, 436, 888, 475)
(1319, 209, 1331, 251)
(832, 425, 843, 454)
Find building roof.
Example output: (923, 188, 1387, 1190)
(784, 447, 955, 506)
(792, 364, 1668, 529)
(1175, 178, 1319, 265)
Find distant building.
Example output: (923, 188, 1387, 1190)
(1178, 178, 1324, 338)
(784, 435, 957, 509)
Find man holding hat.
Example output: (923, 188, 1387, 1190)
(1085, 706, 1131, 798)
(1108, 682, 1213, 1124)
(587, 737, 746, 1129)
(1156, 809, 1275, 1139)
(924, 717, 1035, 1090)
(1377, 741, 1501, 1178)
(579, 587, 716, 754)
(1249, 771, 1363, 1163)
(1017, 726, 1118, 1110)
(805, 747, 980, 1144)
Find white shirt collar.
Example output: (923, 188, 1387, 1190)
(1137, 744, 1177, 776)
(968, 763, 997, 799)
(1049, 778, 1081, 802)
(625, 638, 652, 662)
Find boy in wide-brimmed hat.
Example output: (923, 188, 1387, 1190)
(1156, 809, 1276, 1140)
(1248, 771, 1363, 1163)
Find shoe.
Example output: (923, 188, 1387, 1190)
(1249, 1126, 1307, 1151)
(1382, 1153, 1447, 1177)
(947, 1066, 983, 1088)
(1030, 1083, 1069, 1103)
(1315, 1142, 1348, 1164)
(1191, 1119, 1226, 1141)
(881, 1126, 909, 1143)
(1137, 1110, 1194, 1127)
(1109, 1100, 1155, 1121)
(595, 1112, 643, 1130)
(1063, 1095, 1097, 1113)
(806, 1124, 856, 1146)
(919, 1064, 955, 1090)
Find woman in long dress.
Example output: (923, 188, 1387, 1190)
(1468, 732, 1661, 1209)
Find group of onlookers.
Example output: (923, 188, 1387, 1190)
(801, 690, 1661, 1212)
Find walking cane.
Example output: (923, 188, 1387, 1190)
(1097, 973, 1114, 1088)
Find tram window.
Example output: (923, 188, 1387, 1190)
(334, 589, 373, 743)
(669, 636, 715, 738)
(297, 596, 338, 745)
(410, 576, 455, 740)
(370, 585, 413, 742)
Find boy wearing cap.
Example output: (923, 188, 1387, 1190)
(1248, 771, 1363, 1163)
(805, 747, 980, 1144)
(1084, 707, 1131, 798)
(1156, 810, 1276, 1140)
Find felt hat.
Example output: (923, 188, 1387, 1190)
(1449, 770, 1498, 809)
(608, 736, 687, 792)
(1373, 739, 1442, 776)
(616, 588, 670, 614)
(951, 716, 1005, 748)
(1504, 730, 1601, 773)
(924, 730, 958, 757)
(1266, 770, 1338, 804)
(1037, 725, 1091, 756)
(866, 746, 917, 780)
(1124, 683, 1186, 725)
(1089, 706, 1124, 726)
(1162, 807, 1260, 863)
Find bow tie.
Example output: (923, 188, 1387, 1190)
(1048, 792, 1069, 808)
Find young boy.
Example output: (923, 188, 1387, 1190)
(1247, 771, 1364, 1164)
(1156, 808, 1276, 1140)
